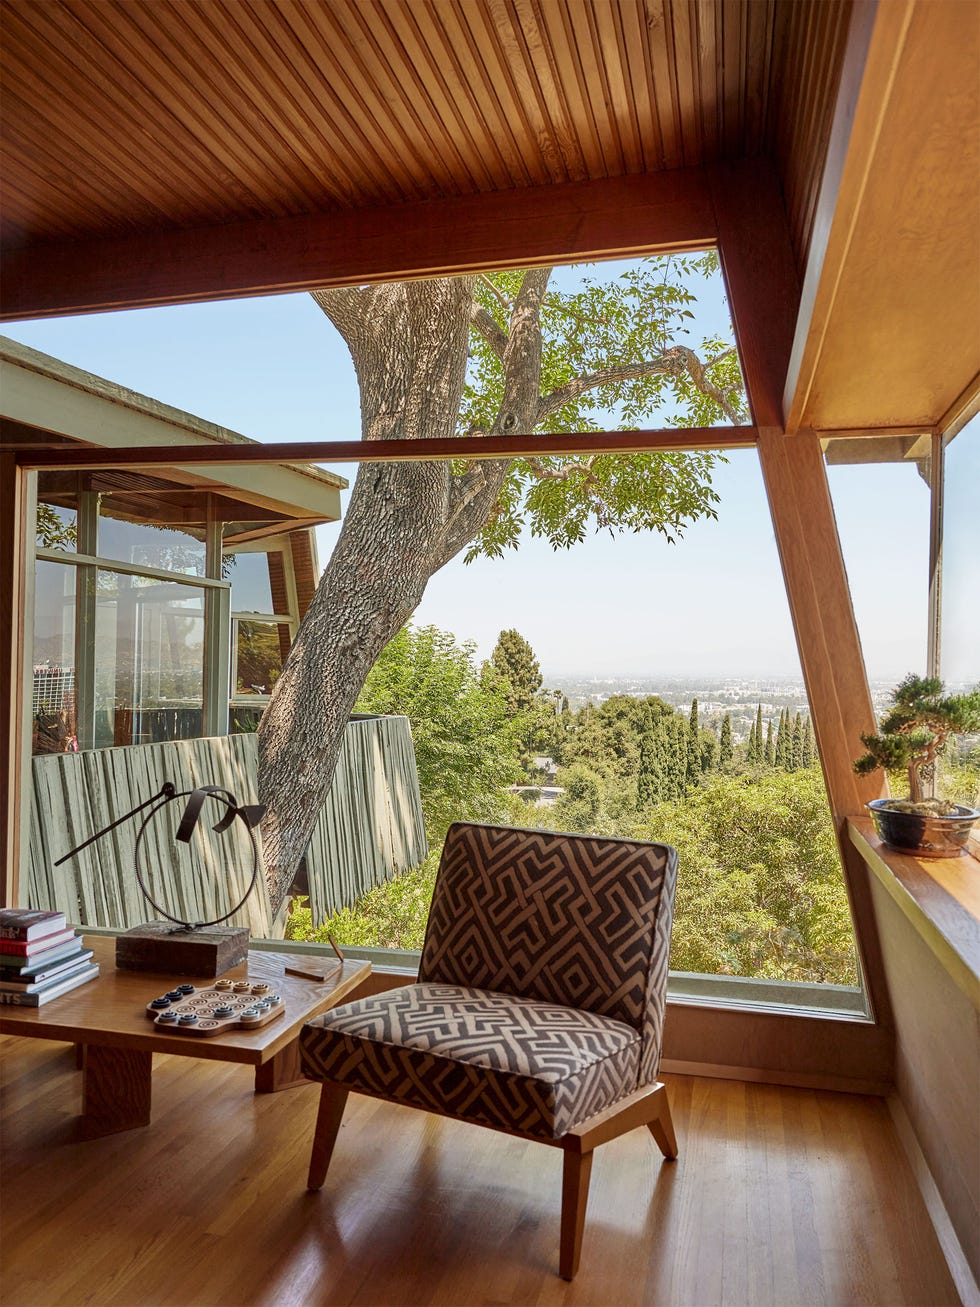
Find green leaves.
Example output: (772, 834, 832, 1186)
(460, 254, 746, 562)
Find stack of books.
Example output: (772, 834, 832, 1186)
(0, 910, 99, 1006)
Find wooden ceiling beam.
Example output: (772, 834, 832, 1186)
(0, 168, 715, 321)
(16, 426, 756, 472)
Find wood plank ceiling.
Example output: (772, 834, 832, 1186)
(0, 0, 848, 275)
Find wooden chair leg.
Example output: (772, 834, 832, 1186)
(559, 1147, 594, 1280)
(646, 1084, 678, 1159)
(307, 1082, 350, 1191)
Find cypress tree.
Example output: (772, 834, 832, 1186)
(747, 718, 758, 763)
(802, 715, 816, 767)
(719, 714, 733, 767)
(755, 705, 764, 763)
(775, 708, 788, 768)
(791, 713, 804, 770)
(687, 698, 701, 784)
(764, 718, 775, 767)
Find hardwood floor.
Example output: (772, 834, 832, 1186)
(0, 1035, 959, 1307)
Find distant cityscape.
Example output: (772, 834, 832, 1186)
(543, 674, 908, 743)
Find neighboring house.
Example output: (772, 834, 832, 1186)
(2, 336, 344, 750)
(2, 338, 427, 931)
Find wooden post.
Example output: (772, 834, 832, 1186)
(0, 454, 32, 905)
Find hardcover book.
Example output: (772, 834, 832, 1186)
(0, 928, 78, 957)
(0, 937, 85, 974)
(0, 950, 95, 991)
(0, 909, 67, 942)
(0, 963, 100, 1006)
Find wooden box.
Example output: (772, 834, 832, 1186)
(115, 923, 249, 978)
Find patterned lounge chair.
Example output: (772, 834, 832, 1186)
(299, 821, 679, 1279)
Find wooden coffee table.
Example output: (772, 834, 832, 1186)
(0, 935, 370, 1137)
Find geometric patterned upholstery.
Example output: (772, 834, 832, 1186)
(300, 982, 640, 1139)
(419, 823, 677, 1086)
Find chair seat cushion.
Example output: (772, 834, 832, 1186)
(300, 982, 641, 1139)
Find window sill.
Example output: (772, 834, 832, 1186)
(847, 816, 980, 1008)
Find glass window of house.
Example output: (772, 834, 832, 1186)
(35, 474, 79, 553)
(98, 499, 207, 576)
(825, 436, 931, 689)
(224, 548, 289, 615)
(92, 571, 206, 747)
(32, 560, 78, 754)
(234, 619, 291, 696)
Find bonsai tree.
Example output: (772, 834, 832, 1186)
(854, 674, 980, 811)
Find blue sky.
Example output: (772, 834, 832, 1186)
(4, 259, 971, 684)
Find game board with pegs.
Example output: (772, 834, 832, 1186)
(145, 978, 286, 1037)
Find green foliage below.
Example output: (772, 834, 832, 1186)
(353, 624, 521, 845)
(289, 623, 859, 985)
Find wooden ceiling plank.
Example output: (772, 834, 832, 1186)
(420, 2, 537, 190)
(742, 0, 775, 155)
(590, 1, 645, 175)
(670, 0, 701, 167)
(242, 1, 403, 207)
(1, 164, 717, 320)
(473, 0, 567, 185)
(694, 0, 720, 160)
(642, 0, 683, 170)
(532, 0, 607, 181)
(720, 0, 745, 159)
(371, 0, 501, 193)
(508, 0, 589, 182)
(621, 0, 667, 174)
(186, 0, 370, 210)
(563, 0, 628, 177)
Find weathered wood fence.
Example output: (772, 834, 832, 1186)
(28, 716, 427, 936)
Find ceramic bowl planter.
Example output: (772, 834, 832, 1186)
(866, 797, 979, 858)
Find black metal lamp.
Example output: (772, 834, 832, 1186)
(58, 782, 266, 978)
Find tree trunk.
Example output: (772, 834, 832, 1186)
(257, 274, 544, 911)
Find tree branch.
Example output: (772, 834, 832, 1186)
(536, 357, 681, 423)
(523, 455, 596, 481)
(470, 303, 509, 361)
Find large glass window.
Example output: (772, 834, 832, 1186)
(98, 501, 207, 576)
(286, 450, 864, 1006)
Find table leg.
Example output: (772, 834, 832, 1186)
(254, 1037, 308, 1093)
(81, 1044, 153, 1136)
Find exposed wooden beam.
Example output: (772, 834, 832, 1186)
(17, 426, 757, 472)
(708, 158, 800, 429)
(0, 169, 715, 321)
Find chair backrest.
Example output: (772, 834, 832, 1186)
(420, 822, 678, 1084)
